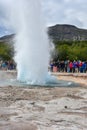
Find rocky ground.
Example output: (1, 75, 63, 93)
(0, 71, 87, 130)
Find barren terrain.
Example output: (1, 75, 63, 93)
(0, 71, 87, 130)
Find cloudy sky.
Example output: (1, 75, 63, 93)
(0, 0, 87, 36)
(43, 0, 87, 28)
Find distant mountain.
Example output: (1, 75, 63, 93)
(48, 24, 87, 41)
(0, 34, 15, 43)
(0, 24, 87, 43)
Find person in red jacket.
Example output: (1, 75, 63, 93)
(69, 61, 73, 72)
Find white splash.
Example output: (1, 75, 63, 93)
(14, 0, 50, 85)
(0, 0, 57, 85)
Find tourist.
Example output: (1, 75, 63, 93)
(69, 61, 73, 72)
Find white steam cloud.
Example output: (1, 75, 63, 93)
(0, 0, 52, 85)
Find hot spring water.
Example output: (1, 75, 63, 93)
(11, 0, 50, 85)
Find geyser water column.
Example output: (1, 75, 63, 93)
(13, 0, 50, 84)
(11, 0, 50, 84)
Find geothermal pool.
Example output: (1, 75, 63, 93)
(0, 71, 79, 87)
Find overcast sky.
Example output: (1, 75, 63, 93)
(42, 0, 87, 28)
(0, 0, 87, 36)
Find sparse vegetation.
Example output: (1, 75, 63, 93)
(54, 40, 87, 61)
(0, 42, 14, 60)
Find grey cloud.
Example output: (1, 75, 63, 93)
(42, 0, 87, 28)
(0, 0, 87, 30)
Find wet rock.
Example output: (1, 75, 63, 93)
(64, 106, 67, 109)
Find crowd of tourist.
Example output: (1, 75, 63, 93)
(49, 60, 87, 73)
(0, 59, 87, 73)
(0, 60, 16, 70)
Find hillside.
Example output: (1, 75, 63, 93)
(0, 24, 87, 60)
(0, 34, 14, 60)
(0, 34, 15, 43)
(0, 24, 87, 42)
(48, 24, 87, 41)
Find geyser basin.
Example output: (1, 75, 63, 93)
(0, 71, 80, 87)
(13, 79, 79, 87)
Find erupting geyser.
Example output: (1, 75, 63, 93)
(12, 0, 50, 85)
(0, 0, 78, 87)
(2, 0, 53, 85)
